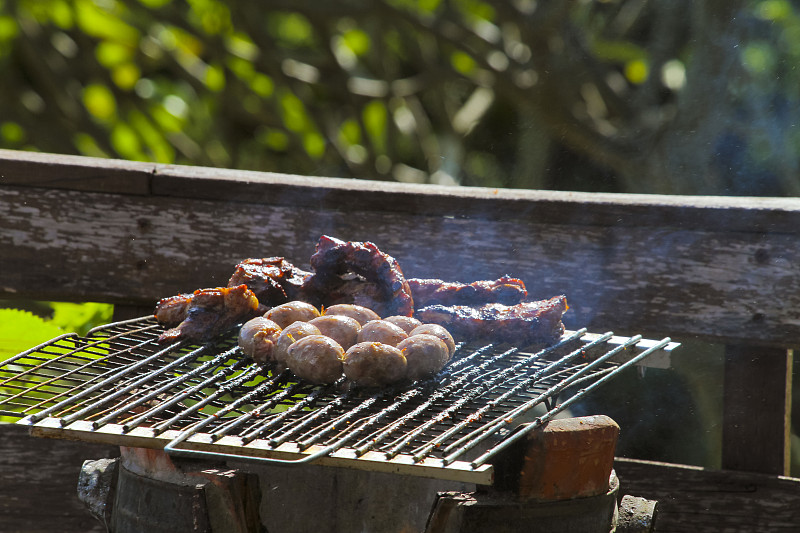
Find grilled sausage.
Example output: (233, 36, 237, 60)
(410, 324, 456, 358)
(397, 334, 450, 381)
(323, 304, 380, 326)
(264, 301, 321, 328)
(309, 315, 361, 351)
(383, 315, 423, 335)
(357, 320, 409, 347)
(343, 342, 407, 387)
(274, 322, 321, 368)
(286, 335, 345, 384)
(238, 316, 283, 366)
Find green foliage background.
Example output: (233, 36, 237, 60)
(2, 0, 799, 194)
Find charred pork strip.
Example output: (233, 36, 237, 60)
(158, 284, 260, 344)
(154, 293, 194, 327)
(227, 257, 311, 307)
(303, 236, 414, 317)
(415, 296, 568, 345)
(407, 276, 528, 308)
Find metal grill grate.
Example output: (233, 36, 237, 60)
(0, 317, 677, 484)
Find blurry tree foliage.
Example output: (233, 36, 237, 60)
(0, 0, 797, 195)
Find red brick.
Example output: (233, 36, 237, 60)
(517, 415, 619, 501)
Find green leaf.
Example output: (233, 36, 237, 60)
(342, 28, 371, 56)
(83, 83, 117, 121)
(363, 100, 388, 152)
(451, 50, 477, 75)
(0, 310, 65, 362)
(49, 302, 114, 336)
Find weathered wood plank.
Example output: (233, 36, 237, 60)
(1, 182, 799, 347)
(722, 346, 793, 475)
(0, 148, 153, 194)
(0, 423, 118, 533)
(614, 457, 800, 532)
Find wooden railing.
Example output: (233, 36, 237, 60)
(2, 148, 799, 530)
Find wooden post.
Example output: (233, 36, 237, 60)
(722, 345, 793, 475)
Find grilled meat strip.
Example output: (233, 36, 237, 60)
(227, 257, 311, 307)
(415, 296, 568, 345)
(154, 293, 194, 327)
(408, 276, 527, 308)
(302, 236, 414, 317)
(158, 284, 260, 344)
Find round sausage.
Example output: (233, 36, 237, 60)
(324, 304, 380, 326)
(357, 320, 408, 347)
(398, 334, 450, 381)
(410, 324, 456, 358)
(343, 342, 407, 387)
(238, 316, 282, 366)
(274, 322, 321, 368)
(383, 315, 423, 335)
(309, 315, 361, 351)
(286, 335, 345, 384)
(265, 301, 321, 328)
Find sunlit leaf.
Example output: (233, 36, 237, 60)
(624, 59, 649, 84)
(303, 131, 326, 159)
(342, 28, 371, 56)
(129, 109, 175, 163)
(226, 32, 259, 60)
(96, 41, 132, 68)
(267, 12, 314, 47)
(0, 310, 64, 361)
(259, 128, 290, 151)
(111, 122, 144, 159)
(250, 74, 274, 98)
(756, 0, 792, 21)
(138, 0, 172, 8)
(451, 50, 476, 74)
(279, 91, 310, 132)
(83, 83, 117, 120)
(73, 132, 109, 157)
(0, 16, 19, 42)
(0, 121, 25, 144)
(592, 40, 647, 63)
(363, 99, 387, 152)
(75, 0, 139, 45)
(112, 63, 141, 90)
(49, 0, 75, 29)
(339, 119, 362, 146)
(49, 302, 114, 336)
(742, 42, 777, 74)
(205, 63, 226, 91)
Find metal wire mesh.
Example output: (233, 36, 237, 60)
(1, 316, 676, 483)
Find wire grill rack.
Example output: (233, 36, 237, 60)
(1, 316, 677, 484)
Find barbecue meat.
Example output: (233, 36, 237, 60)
(154, 293, 194, 327)
(343, 342, 407, 387)
(323, 304, 381, 328)
(158, 285, 260, 344)
(238, 316, 282, 366)
(285, 335, 345, 384)
(408, 276, 527, 308)
(357, 320, 408, 347)
(398, 334, 450, 381)
(410, 324, 456, 358)
(227, 257, 311, 307)
(415, 296, 568, 345)
(309, 315, 361, 351)
(264, 301, 320, 328)
(302, 236, 414, 317)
